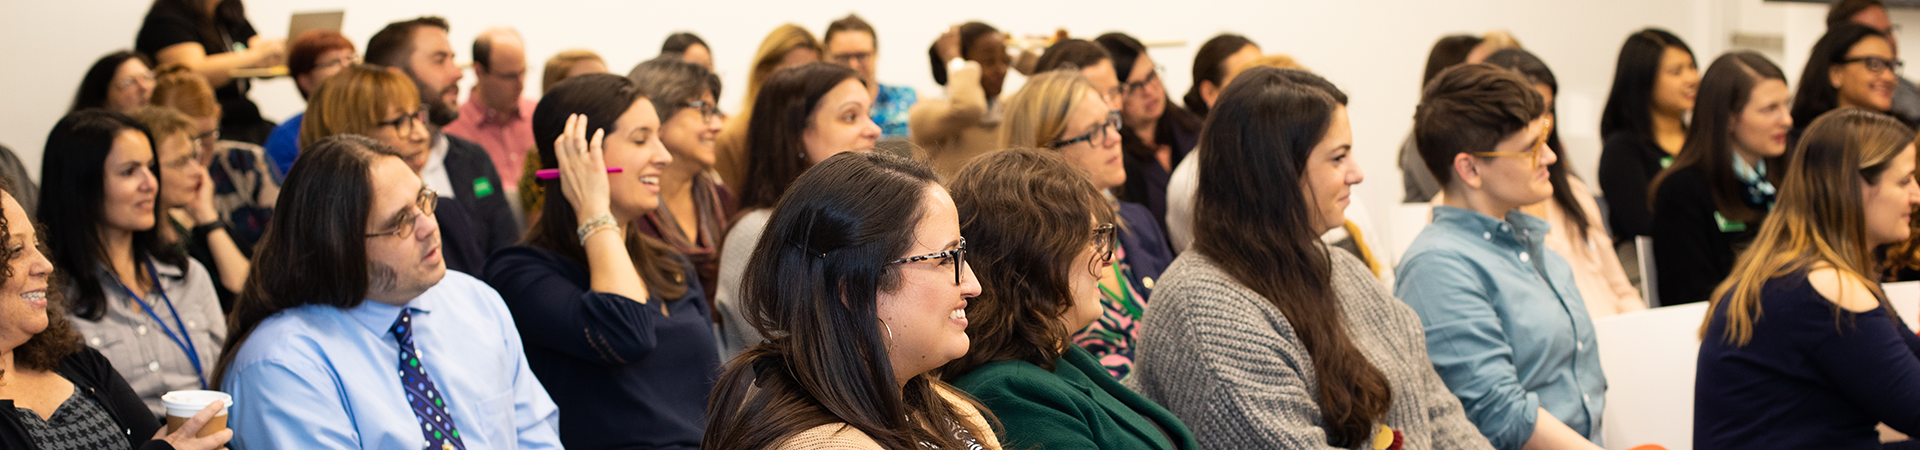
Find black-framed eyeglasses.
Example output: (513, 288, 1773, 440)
(1052, 111, 1122, 149)
(1090, 223, 1118, 266)
(376, 109, 424, 136)
(365, 187, 439, 239)
(682, 100, 721, 122)
(889, 238, 967, 285)
(1844, 56, 1905, 74)
(1121, 65, 1164, 96)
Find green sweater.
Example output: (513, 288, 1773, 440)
(953, 346, 1197, 450)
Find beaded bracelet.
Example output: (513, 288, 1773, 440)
(576, 214, 617, 246)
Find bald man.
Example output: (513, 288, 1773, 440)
(445, 27, 535, 207)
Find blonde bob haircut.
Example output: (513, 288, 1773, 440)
(1705, 108, 1915, 346)
(999, 70, 1101, 151)
(300, 64, 421, 150)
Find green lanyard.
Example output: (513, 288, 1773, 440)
(1096, 262, 1143, 318)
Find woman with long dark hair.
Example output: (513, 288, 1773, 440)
(1182, 33, 1260, 118)
(1695, 109, 1920, 449)
(943, 148, 1197, 449)
(1095, 32, 1202, 232)
(704, 152, 1000, 449)
(1649, 52, 1793, 306)
(1791, 24, 1897, 143)
(714, 62, 879, 357)
(1598, 28, 1699, 244)
(39, 110, 225, 417)
(69, 51, 155, 114)
(484, 73, 716, 449)
(135, 0, 285, 144)
(1139, 66, 1489, 449)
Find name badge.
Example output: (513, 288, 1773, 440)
(473, 178, 495, 198)
(1713, 211, 1746, 232)
(1660, 156, 1674, 169)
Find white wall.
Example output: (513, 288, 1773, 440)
(7, 0, 1913, 248)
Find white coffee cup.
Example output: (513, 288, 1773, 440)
(161, 390, 231, 437)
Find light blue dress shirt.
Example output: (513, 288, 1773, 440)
(1394, 206, 1606, 450)
(221, 271, 563, 450)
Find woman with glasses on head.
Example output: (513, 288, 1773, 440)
(1650, 52, 1794, 306)
(70, 51, 156, 115)
(303, 65, 490, 275)
(705, 151, 1000, 450)
(1694, 109, 1920, 449)
(1001, 70, 1172, 382)
(1095, 33, 1203, 235)
(943, 149, 1199, 450)
(1793, 24, 1900, 143)
(1399, 64, 1605, 450)
(714, 62, 880, 358)
(38, 109, 227, 418)
(628, 55, 736, 307)
(1137, 66, 1491, 450)
(483, 73, 716, 449)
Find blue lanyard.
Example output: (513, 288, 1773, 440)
(110, 259, 206, 389)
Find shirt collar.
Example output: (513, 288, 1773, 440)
(343, 286, 439, 337)
(460, 88, 531, 125)
(1431, 205, 1552, 245)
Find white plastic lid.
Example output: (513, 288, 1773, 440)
(160, 390, 231, 418)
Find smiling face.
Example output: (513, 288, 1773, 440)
(603, 97, 674, 219)
(877, 185, 980, 384)
(1832, 36, 1898, 113)
(968, 32, 1009, 100)
(107, 58, 154, 114)
(1653, 46, 1701, 115)
(1864, 144, 1920, 245)
(661, 91, 722, 170)
(366, 104, 431, 172)
(801, 78, 881, 164)
(1303, 106, 1362, 234)
(1055, 90, 1126, 190)
(101, 130, 158, 234)
(0, 192, 54, 352)
(154, 131, 203, 209)
(1731, 79, 1794, 161)
(362, 156, 445, 305)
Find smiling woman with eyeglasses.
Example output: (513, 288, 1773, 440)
(628, 55, 736, 307)
(942, 148, 1199, 450)
(1001, 70, 1174, 383)
(1793, 23, 1901, 143)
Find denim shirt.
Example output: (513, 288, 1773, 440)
(872, 83, 918, 139)
(1394, 206, 1606, 450)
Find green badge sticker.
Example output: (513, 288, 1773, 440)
(1713, 211, 1746, 232)
(473, 178, 495, 198)
(1660, 156, 1674, 169)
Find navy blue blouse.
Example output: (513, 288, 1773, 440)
(484, 245, 720, 450)
(1695, 271, 1920, 450)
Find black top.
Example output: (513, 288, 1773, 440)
(435, 198, 488, 276)
(1695, 271, 1920, 450)
(134, 3, 270, 144)
(1116, 201, 1171, 300)
(1115, 108, 1200, 237)
(1597, 131, 1671, 241)
(483, 245, 719, 450)
(443, 135, 519, 258)
(0, 347, 175, 450)
(1649, 165, 1765, 306)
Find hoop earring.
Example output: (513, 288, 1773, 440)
(882, 319, 895, 340)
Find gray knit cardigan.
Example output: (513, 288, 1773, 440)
(1133, 248, 1494, 450)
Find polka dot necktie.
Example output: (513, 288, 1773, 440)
(391, 309, 467, 450)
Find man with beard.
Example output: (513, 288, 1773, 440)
(216, 135, 561, 449)
(366, 17, 519, 261)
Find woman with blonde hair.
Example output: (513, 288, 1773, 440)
(301, 65, 491, 275)
(713, 24, 822, 187)
(1695, 108, 1920, 448)
(1000, 70, 1172, 382)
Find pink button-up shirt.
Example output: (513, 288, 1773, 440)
(444, 90, 536, 190)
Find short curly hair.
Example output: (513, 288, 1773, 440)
(3, 178, 83, 374)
